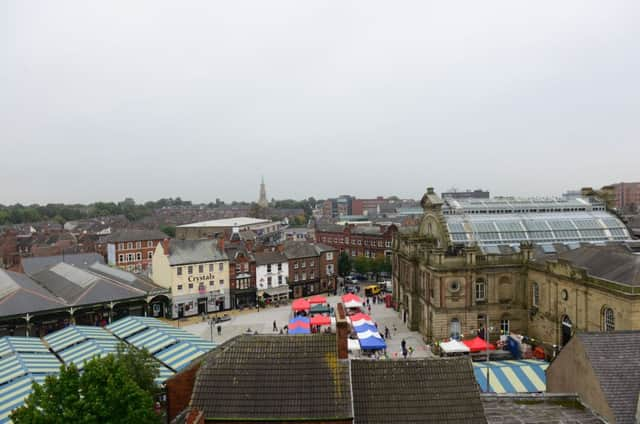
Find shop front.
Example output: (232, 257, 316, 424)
(260, 285, 289, 304)
(172, 289, 227, 318)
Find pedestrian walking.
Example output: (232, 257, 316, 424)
(401, 338, 406, 350)
(384, 326, 390, 339)
(393, 325, 397, 335)
(217, 325, 221, 336)
(367, 304, 371, 314)
(402, 347, 408, 359)
(273, 320, 277, 332)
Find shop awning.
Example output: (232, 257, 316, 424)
(462, 336, 496, 353)
(310, 315, 331, 326)
(308, 295, 327, 304)
(263, 285, 289, 297)
(291, 298, 311, 311)
(473, 360, 548, 393)
(440, 340, 471, 354)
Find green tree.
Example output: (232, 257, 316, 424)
(159, 224, 176, 238)
(11, 355, 159, 424)
(115, 343, 160, 397)
(353, 256, 371, 275)
(338, 252, 352, 277)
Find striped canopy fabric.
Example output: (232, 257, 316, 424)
(44, 326, 115, 353)
(57, 338, 120, 370)
(473, 360, 548, 393)
(127, 328, 178, 354)
(155, 341, 206, 372)
(0, 336, 61, 424)
(106, 316, 162, 339)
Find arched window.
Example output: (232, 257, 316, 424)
(475, 279, 486, 301)
(450, 318, 461, 340)
(602, 307, 615, 332)
(532, 282, 539, 307)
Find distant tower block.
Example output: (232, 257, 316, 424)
(258, 176, 268, 208)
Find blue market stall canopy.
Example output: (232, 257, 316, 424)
(473, 360, 548, 393)
(354, 323, 378, 334)
(288, 326, 311, 335)
(359, 336, 386, 350)
(0, 337, 50, 358)
(57, 338, 120, 370)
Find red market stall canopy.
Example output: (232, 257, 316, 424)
(308, 295, 327, 304)
(292, 299, 311, 311)
(289, 316, 310, 330)
(310, 315, 331, 326)
(350, 313, 372, 323)
(462, 337, 496, 353)
(342, 294, 362, 303)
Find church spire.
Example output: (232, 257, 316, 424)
(258, 176, 268, 208)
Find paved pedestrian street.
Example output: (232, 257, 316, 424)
(179, 290, 434, 359)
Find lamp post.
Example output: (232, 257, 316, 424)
(485, 315, 494, 393)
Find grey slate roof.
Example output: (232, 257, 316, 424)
(105, 229, 166, 243)
(0, 270, 67, 317)
(167, 240, 227, 266)
(578, 331, 640, 424)
(254, 251, 287, 266)
(21, 253, 105, 276)
(351, 358, 486, 424)
(314, 243, 338, 254)
(316, 222, 346, 233)
(189, 334, 352, 421)
(30, 263, 146, 306)
(482, 394, 603, 424)
(283, 241, 320, 259)
(88, 263, 167, 294)
(350, 226, 384, 236)
(539, 244, 640, 286)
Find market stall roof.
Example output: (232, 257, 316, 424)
(44, 325, 115, 352)
(473, 360, 548, 393)
(308, 295, 327, 304)
(342, 293, 362, 304)
(440, 340, 471, 354)
(292, 298, 311, 311)
(310, 304, 331, 314)
(350, 313, 373, 323)
(354, 323, 378, 334)
(310, 315, 331, 326)
(356, 330, 382, 340)
(289, 326, 311, 335)
(263, 285, 289, 297)
(462, 337, 496, 353)
(344, 300, 363, 309)
(359, 336, 386, 350)
(289, 316, 310, 330)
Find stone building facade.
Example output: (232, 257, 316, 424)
(393, 187, 636, 352)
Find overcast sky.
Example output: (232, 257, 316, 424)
(2, 1, 639, 204)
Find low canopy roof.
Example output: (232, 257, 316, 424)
(462, 336, 496, 353)
(291, 299, 310, 311)
(440, 340, 470, 354)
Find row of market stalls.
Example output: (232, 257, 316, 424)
(289, 295, 333, 334)
(0, 316, 215, 424)
(343, 294, 386, 353)
(438, 336, 549, 394)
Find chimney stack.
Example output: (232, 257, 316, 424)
(162, 238, 170, 255)
(335, 303, 349, 359)
(217, 236, 225, 251)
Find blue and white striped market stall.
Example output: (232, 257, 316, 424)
(0, 337, 60, 424)
(44, 326, 120, 370)
(473, 359, 548, 393)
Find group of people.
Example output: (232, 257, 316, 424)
(400, 338, 414, 358)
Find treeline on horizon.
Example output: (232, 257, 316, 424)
(0, 197, 320, 226)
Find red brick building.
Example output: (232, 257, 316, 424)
(225, 244, 257, 309)
(612, 182, 640, 213)
(315, 223, 397, 259)
(282, 241, 338, 298)
(105, 229, 166, 272)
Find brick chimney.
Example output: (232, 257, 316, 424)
(162, 238, 170, 255)
(217, 236, 225, 251)
(335, 303, 349, 359)
(275, 243, 285, 253)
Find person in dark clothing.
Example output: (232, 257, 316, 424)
(273, 320, 277, 332)
(217, 325, 221, 336)
(401, 339, 406, 351)
(385, 326, 390, 339)
(402, 347, 408, 358)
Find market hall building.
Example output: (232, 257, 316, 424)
(151, 238, 230, 318)
(393, 187, 635, 353)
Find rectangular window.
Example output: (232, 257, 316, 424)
(294, 263, 299, 269)
(147, 241, 154, 248)
(177, 284, 183, 291)
(500, 319, 510, 334)
(209, 280, 214, 286)
(294, 273, 299, 282)
(301, 261, 306, 268)
(219, 279, 224, 286)
(136, 252, 142, 261)
(199, 264, 204, 273)
(219, 263, 223, 271)
(267, 276, 272, 287)
(118, 254, 124, 263)
(118, 243, 124, 250)
(475, 282, 486, 301)
(310, 271, 314, 279)
(147, 251, 153, 259)
(277, 263, 282, 271)
(267, 264, 272, 273)
(278, 275, 283, 284)
(127, 242, 133, 249)
(188, 266, 193, 275)
(136, 241, 142, 249)
(302, 273, 306, 280)
(177, 267, 183, 276)
(358, 240, 362, 245)
(188, 283, 193, 289)
(326, 252, 333, 260)
(209, 264, 214, 272)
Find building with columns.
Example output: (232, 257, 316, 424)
(393, 187, 636, 354)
